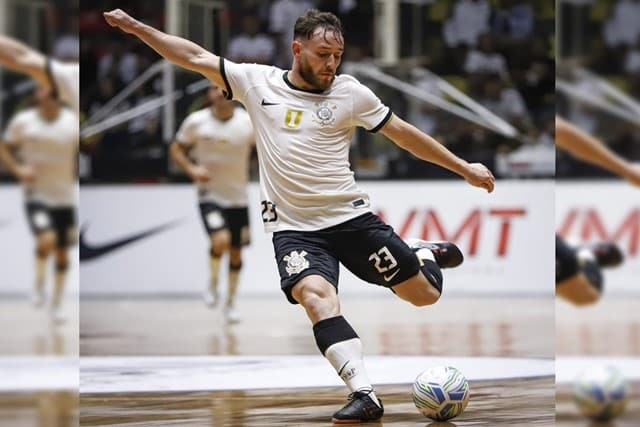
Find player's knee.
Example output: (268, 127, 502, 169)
(292, 276, 337, 311)
(414, 260, 443, 306)
(55, 260, 69, 272)
(37, 233, 55, 255)
(571, 293, 600, 307)
(210, 231, 230, 255)
(410, 285, 441, 307)
(229, 250, 242, 268)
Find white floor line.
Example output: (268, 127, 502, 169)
(556, 356, 640, 384)
(0, 356, 79, 392)
(80, 355, 554, 394)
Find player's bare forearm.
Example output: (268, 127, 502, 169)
(0, 35, 48, 87)
(169, 142, 195, 173)
(0, 144, 22, 178)
(555, 117, 632, 179)
(381, 114, 495, 192)
(103, 9, 224, 88)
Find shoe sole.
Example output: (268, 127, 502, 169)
(331, 417, 382, 424)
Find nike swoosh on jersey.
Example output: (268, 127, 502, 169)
(79, 220, 182, 262)
(261, 99, 279, 106)
(383, 269, 400, 282)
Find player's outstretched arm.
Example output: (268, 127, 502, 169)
(104, 9, 225, 88)
(0, 35, 49, 88)
(381, 114, 495, 192)
(556, 116, 640, 187)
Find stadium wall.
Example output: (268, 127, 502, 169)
(76, 181, 556, 297)
(9, 181, 636, 297)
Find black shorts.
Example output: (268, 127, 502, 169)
(198, 202, 250, 247)
(556, 234, 579, 285)
(272, 212, 421, 304)
(25, 202, 76, 248)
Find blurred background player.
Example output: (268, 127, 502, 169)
(170, 85, 254, 323)
(556, 3, 640, 423)
(103, 7, 494, 423)
(0, 34, 79, 114)
(555, 116, 637, 306)
(0, 86, 78, 322)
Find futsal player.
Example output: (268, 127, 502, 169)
(555, 116, 634, 305)
(104, 8, 495, 423)
(0, 86, 78, 322)
(170, 85, 254, 323)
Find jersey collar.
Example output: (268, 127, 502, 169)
(283, 71, 327, 94)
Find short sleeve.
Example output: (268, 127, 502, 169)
(350, 79, 392, 133)
(219, 58, 250, 104)
(175, 114, 197, 146)
(47, 59, 79, 114)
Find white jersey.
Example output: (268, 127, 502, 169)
(2, 108, 78, 206)
(48, 59, 79, 115)
(176, 106, 254, 207)
(220, 59, 391, 232)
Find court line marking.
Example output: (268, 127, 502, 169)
(0, 356, 78, 392)
(80, 355, 554, 394)
(556, 356, 640, 384)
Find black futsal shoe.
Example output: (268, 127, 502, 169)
(331, 389, 384, 424)
(578, 242, 624, 268)
(405, 239, 464, 269)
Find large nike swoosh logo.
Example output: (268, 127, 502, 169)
(80, 219, 182, 262)
(383, 269, 400, 282)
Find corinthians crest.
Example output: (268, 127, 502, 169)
(312, 100, 337, 126)
(284, 250, 310, 275)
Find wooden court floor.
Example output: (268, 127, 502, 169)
(556, 297, 640, 356)
(80, 296, 554, 357)
(556, 383, 640, 427)
(76, 296, 554, 426)
(0, 391, 78, 427)
(81, 379, 554, 427)
(0, 298, 79, 356)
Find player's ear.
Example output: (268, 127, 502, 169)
(292, 39, 302, 57)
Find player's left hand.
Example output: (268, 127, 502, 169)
(463, 163, 495, 193)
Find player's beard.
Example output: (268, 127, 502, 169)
(299, 57, 334, 91)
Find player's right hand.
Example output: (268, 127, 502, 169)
(16, 165, 35, 184)
(103, 9, 138, 34)
(188, 165, 211, 183)
(463, 162, 495, 193)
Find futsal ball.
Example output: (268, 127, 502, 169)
(412, 366, 470, 421)
(572, 365, 629, 421)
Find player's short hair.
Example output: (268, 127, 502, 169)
(293, 9, 343, 41)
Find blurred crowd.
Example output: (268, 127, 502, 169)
(72, 0, 557, 183)
(19, 1, 640, 183)
(557, 0, 640, 180)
